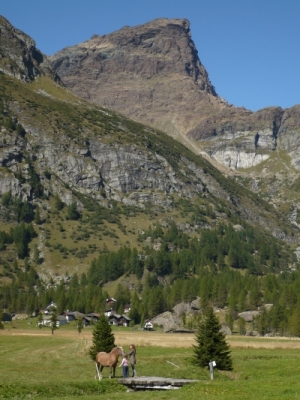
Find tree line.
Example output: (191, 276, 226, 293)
(0, 194, 299, 336)
(1, 251, 300, 336)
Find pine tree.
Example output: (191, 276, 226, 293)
(37, 312, 43, 329)
(193, 307, 233, 370)
(50, 311, 58, 335)
(129, 292, 141, 325)
(225, 310, 234, 331)
(66, 202, 80, 220)
(34, 205, 42, 225)
(32, 244, 40, 265)
(89, 314, 115, 361)
(0, 310, 4, 330)
(238, 317, 246, 335)
(77, 316, 84, 335)
(53, 194, 64, 211)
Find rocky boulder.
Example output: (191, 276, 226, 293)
(151, 311, 181, 332)
(220, 323, 232, 336)
(238, 311, 261, 322)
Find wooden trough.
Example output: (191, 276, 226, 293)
(118, 376, 200, 390)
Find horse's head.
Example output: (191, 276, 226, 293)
(115, 346, 125, 356)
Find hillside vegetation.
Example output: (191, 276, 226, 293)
(1, 13, 300, 338)
(0, 70, 300, 336)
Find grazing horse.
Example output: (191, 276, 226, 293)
(95, 346, 125, 380)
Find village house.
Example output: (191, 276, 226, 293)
(62, 311, 76, 322)
(87, 313, 100, 322)
(108, 312, 131, 326)
(38, 315, 68, 327)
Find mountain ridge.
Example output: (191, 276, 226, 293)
(0, 15, 298, 283)
(50, 17, 300, 217)
(2, 16, 300, 340)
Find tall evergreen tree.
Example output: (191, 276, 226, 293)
(53, 194, 64, 211)
(129, 292, 141, 325)
(66, 202, 80, 220)
(193, 307, 233, 370)
(34, 205, 42, 225)
(37, 312, 43, 329)
(89, 314, 115, 360)
(50, 311, 58, 335)
(238, 317, 246, 335)
(0, 310, 4, 330)
(77, 316, 84, 335)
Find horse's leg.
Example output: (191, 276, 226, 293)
(100, 365, 103, 380)
(95, 363, 101, 380)
(112, 365, 116, 378)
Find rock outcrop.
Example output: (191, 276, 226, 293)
(151, 311, 181, 332)
(0, 16, 61, 83)
(49, 17, 300, 191)
(49, 18, 299, 169)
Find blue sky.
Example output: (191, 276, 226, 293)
(1, 0, 299, 111)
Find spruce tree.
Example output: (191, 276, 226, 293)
(77, 316, 83, 335)
(89, 314, 115, 361)
(37, 312, 43, 329)
(0, 310, 4, 330)
(193, 307, 233, 370)
(34, 205, 42, 225)
(50, 311, 58, 335)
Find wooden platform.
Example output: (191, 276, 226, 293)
(118, 376, 200, 390)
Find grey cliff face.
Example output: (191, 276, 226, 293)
(1, 90, 285, 240)
(0, 15, 61, 83)
(0, 103, 208, 211)
(50, 18, 300, 176)
(0, 15, 297, 245)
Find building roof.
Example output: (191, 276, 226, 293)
(106, 298, 116, 303)
(87, 313, 100, 318)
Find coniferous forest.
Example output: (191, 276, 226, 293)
(1, 193, 300, 336)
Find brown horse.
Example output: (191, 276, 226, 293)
(95, 346, 125, 380)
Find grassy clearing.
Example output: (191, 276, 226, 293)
(1, 330, 300, 399)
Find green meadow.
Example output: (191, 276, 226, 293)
(1, 331, 300, 399)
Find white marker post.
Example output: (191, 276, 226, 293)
(208, 361, 216, 380)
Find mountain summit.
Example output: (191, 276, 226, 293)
(50, 18, 223, 139)
(50, 17, 284, 164)
(51, 18, 300, 210)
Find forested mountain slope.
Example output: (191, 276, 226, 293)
(1, 16, 300, 337)
(1, 70, 296, 278)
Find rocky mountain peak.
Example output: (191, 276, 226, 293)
(50, 17, 219, 138)
(0, 15, 61, 83)
(50, 17, 300, 200)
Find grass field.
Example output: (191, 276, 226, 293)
(1, 326, 300, 399)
